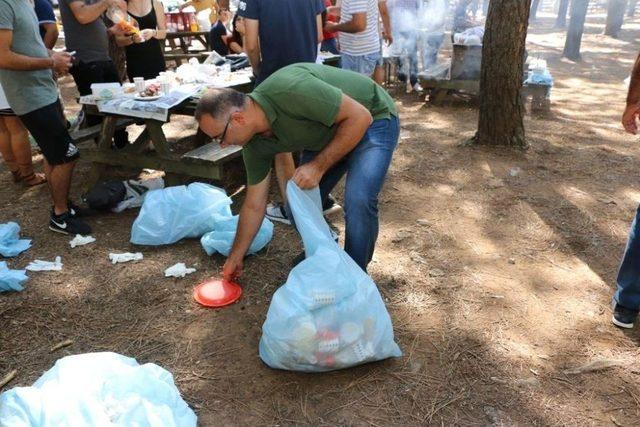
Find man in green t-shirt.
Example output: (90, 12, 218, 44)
(196, 63, 399, 278)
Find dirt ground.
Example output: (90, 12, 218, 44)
(2, 11, 640, 426)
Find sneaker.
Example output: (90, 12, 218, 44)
(612, 301, 638, 329)
(322, 196, 342, 216)
(49, 211, 92, 235)
(67, 200, 91, 218)
(265, 202, 291, 225)
(413, 83, 424, 92)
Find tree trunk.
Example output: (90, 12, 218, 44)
(627, 0, 638, 16)
(473, 0, 532, 148)
(530, 0, 542, 21)
(563, 0, 589, 61)
(555, 0, 570, 28)
(604, 0, 628, 37)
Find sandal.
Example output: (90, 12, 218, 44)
(20, 171, 47, 187)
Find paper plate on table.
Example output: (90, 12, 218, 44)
(193, 278, 242, 308)
(134, 92, 164, 101)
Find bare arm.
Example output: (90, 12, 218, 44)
(68, 0, 110, 25)
(0, 29, 53, 70)
(153, 0, 167, 39)
(222, 172, 271, 280)
(622, 52, 640, 134)
(228, 40, 243, 54)
(41, 23, 59, 50)
(244, 18, 261, 76)
(317, 14, 323, 43)
(293, 94, 373, 189)
(378, 1, 392, 44)
(325, 12, 366, 33)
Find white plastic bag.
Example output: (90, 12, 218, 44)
(259, 183, 402, 372)
(200, 215, 273, 256)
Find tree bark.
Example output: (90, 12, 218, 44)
(530, 0, 542, 21)
(555, 0, 570, 28)
(627, 0, 638, 17)
(604, 0, 628, 37)
(473, 0, 532, 148)
(563, 0, 589, 61)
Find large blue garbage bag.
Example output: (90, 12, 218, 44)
(200, 215, 273, 256)
(0, 222, 31, 257)
(259, 182, 402, 372)
(131, 183, 232, 245)
(0, 261, 27, 292)
(0, 352, 197, 427)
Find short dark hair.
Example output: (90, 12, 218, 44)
(195, 88, 248, 121)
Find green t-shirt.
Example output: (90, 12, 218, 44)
(242, 63, 397, 185)
(0, 0, 58, 116)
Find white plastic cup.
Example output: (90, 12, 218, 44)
(133, 77, 145, 92)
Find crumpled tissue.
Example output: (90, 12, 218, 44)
(25, 256, 62, 272)
(164, 263, 196, 278)
(109, 252, 143, 264)
(69, 235, 96, 248)
(0, 222, 31, 257)
(0, 261, 28, 292)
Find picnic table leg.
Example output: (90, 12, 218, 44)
(84, 116, 117, 193)
(144, 120, 171, 157)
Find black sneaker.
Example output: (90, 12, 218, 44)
(49, 211, 92, 235)
(612, 301, 638, 329)
(67, 201, 91, 218)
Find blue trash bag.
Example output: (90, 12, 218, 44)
(200, 215, 274, 256)
(259, 182, 402, 372)
(131, 183, 232, 245)
(0, 222, 31, 257)
(525, 69, 554, 86)
(0, 261, 27, 292)
(0, 352, 197, 427)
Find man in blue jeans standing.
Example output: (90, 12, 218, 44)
(614, 52, 640, 328)
(194, 63, 399, 278)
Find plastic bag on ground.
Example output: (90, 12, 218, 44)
(0, 222, 31, 257)
(0, 352, 197, 426)
(200, 215, 273, 256)
(0, 261, 28, 292)
(25, 257, 62, 272)
(259, 182, 402, 372)
(131, 183, 232, 245)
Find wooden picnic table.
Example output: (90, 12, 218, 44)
(75, 80, 253, 189)
(164, 31, 210, 66)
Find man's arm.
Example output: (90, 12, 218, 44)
(623, 52, 640, 134)
(293, 94, 372, 189)
(244, 18, 261, 77)
(222, 172, 271, 280)
(325, 11, 366, 33)
(317, 14, 323, 43)
(378, 0, 392, 44)
(41, 23, 59, 49)
(0, 29, 55, 71)
(68, 0, 120, 25)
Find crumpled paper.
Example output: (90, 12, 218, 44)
(0, 222, 31, 257)
(26, 256, 63, 272)
(109, 252, 143, 264)
(0, 261, 28, 292)
(69, 235, 96, 248)
(164, 263, 196, 278)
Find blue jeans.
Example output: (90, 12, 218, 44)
(614, 205, 640, 311)
(299, 116, 400, 271)
(341, 52, 381, 77)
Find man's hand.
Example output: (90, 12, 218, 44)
(223, 255, 243, 281)
(51, 51, 73, 74)
(382, 31, 393, 45)
(292, 162, 323, 189)
(622, 103, 640, 134)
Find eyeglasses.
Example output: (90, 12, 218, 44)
(213, 116, 231, 144)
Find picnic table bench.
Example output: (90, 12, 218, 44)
(73, 80, 253, 190)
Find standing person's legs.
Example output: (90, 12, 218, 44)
(0, 116, 19, 179)
(613, 206, 640, 315)
(4, 116, 46, 186)
(342, 116, 399, 271)
(19, 100, 90, 234)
